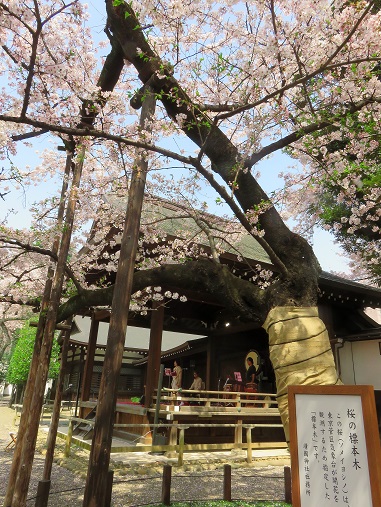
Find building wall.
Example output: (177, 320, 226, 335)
(339, 340, 381, 389)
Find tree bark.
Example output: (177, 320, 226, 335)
(57, 259, 267, 323)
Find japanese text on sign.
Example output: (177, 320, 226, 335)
(295, 394, 371, 507)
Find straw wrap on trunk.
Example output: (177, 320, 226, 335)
(263, 306, 341, 441)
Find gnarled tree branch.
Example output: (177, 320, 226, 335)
(56, 259, 267, 323)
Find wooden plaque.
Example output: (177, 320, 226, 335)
(288, 385, 381, 507)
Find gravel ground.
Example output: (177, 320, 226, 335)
(0, 400, 289, 506)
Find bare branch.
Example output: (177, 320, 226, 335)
(11, 129, 49, 141)
(0, 295, 42, 309)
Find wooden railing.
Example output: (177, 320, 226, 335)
(62, 418, 286, 466)
(152, 387, 279, 412)
(56, 388, 284, 466)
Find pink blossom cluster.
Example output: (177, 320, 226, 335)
(1, 0, 381, 313)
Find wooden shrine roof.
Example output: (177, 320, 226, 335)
(77, 193, 381, 337)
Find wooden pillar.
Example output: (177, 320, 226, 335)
(80, 316, 99, 417)
(161, 465, 172, 506)
(318, 305, 335, 341)
(8, 147, 85, 507)
(223, 464, 232, 501)
(167, 420, 178, 458)
(246, 426, 253, 463)
(42, 323, 72, 485)
(104, 470, 114, 507)
(64, 419, 73, 458)
(206, 334, 216, 390)
(34, 480, 51, 507)
(178, 427, 185, 467)
(284, 466, 292, 504)
(82, 91, 156, 507)
(74, 349, 85, 418)
(145, 301, 164, 408)
(234, 419, 243, 445)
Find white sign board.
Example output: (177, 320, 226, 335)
(288, 385, 381, 507)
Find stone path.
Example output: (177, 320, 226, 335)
(0, 400, 290, 506)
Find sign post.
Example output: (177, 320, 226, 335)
(288, 385, 381, 507)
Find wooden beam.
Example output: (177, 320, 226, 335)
(80, 316, 99, 416)
(29, 321, 72, 330)
(145, 302, 164, 407)
(82, 90, 156, 507)
(93, 309, 111, 321)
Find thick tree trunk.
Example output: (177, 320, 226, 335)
(263, 306, 341, 441)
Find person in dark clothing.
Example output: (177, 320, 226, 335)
(246, 357, 257, 384)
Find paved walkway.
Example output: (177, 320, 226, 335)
(0, 402, 290, 506)
(112, 448, 290, 466)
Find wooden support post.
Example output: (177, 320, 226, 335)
(80, 316, 99, 417)
(178, 427, 185, 467)
(206, 336, 215, 390)
(34, 480, 51, 507)
(167, 421, 178, 458)
(145, 302, 164, 408)
(74, 349, 85, 418)
(4, 152, 73, 507)
(284, 465, 292, 504)
(223, 464, 231, 501)
(10, 148, 85, 507)
(43, 323, 72, 484)
(246, 426, 252, 463)
(13, 406, 20, 426)
(82, 91, 156, 507)
(234, 419, 242, 445)
(104, 470, 114, 507)
(161, 465, 172, 506)
(152, 364, 164, 445)
(64, 419, 73, 458)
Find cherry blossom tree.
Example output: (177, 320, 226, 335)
(1, 2, 381, 503)
(280, 110, 381, 284)
(96, 0, 381, 435)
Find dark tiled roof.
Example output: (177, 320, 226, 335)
(104, 194, 271, 265)
(104, 194, 381, 305)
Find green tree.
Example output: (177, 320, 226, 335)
(6, 321, 60, 388)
